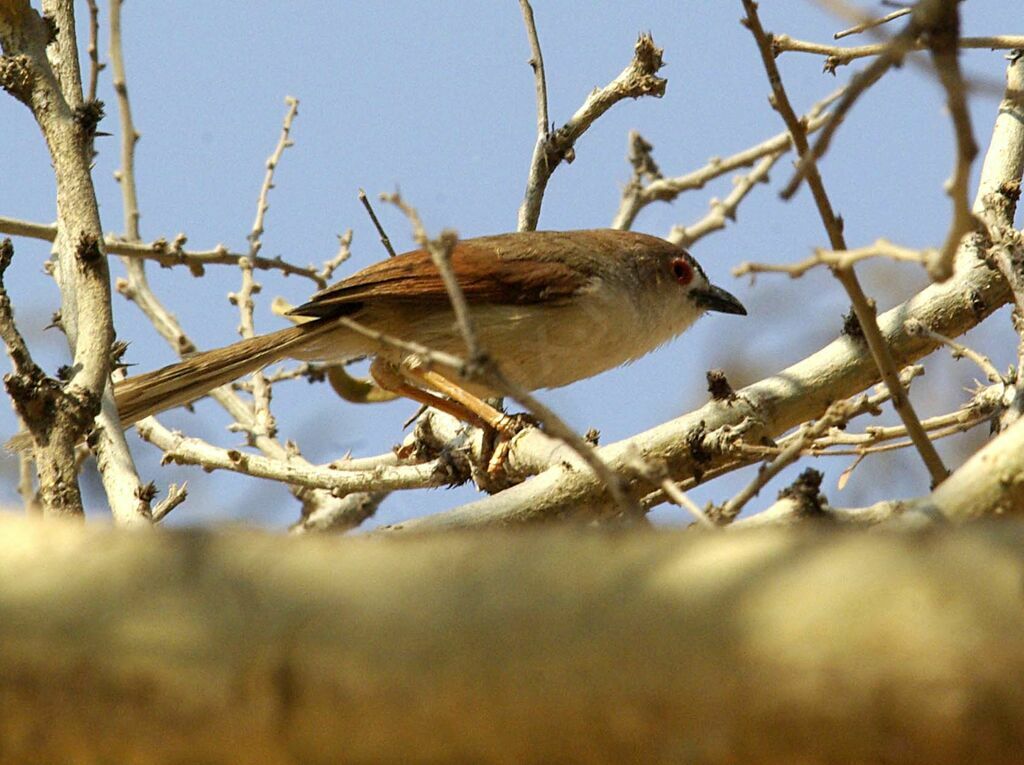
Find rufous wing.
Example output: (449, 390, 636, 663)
(288, 241, 587, 319)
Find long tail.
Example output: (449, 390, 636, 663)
(114, 318, 335, 425)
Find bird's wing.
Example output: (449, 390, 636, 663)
(288, 240, 587, 319)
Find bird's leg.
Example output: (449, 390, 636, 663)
(370, 359, 525, 476)
(403, 368, 516, 436)
(369, 358, 495, 431)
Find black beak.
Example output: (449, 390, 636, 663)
(692, 284, 747, 316)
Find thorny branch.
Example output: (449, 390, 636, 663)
(741, 0, 949, 488)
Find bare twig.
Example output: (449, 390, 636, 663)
(922, 0, 979, 281)
(774, 34, 1024, 70)
(613, 89, 842, 231)
(358, 190, 396, 258)
(834, 7, 911, 40)
(660, 478, 713, 527)
(151, 482, 188, 523)
(742, 0, 948, 488)
(319, 228, 353, 283)
(714, 395, 874, 524)
(84, 0, 103, 102)
(135, 417, 451, 495)
(518, 0, 549, 233)
(668, 153, 777, 248)
(519, 0, 548, 144)
(518, 32, 666, 231)
(232, 96, 300, 441)
(738, 387, 999, 460)
(904, 319, 1003, 384)
(734, 239, 931, 279)
(246, 96, 298, 262)
(0, 216, 325, 284)
(88, 0, 159, 526)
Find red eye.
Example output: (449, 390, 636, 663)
(671, 257, 693, 285)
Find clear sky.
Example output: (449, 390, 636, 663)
(0, 2, 1019, 526)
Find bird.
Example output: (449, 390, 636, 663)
(112, 229, 746, 429)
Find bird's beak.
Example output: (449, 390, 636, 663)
(692, 284, 747, 316)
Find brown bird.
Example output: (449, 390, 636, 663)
(113, 229, 746, 429)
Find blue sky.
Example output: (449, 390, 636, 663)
(1, 2, 1019, 526)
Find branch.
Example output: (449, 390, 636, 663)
(921, 0, 979, 281)
(134, 417, 455, 495)
(231, 96, 300, 442)
(975, 52, 1024, 430)
(83, 0, 102, 102)
(0, 1, 115, 517)
(833, 7, 911, 40)
(714, 394, 879, 524)
(774, 33, 1024, 71)
(518, 32, 666, 231)
(357, 189, 396, 259)
(667, 153, 776, 248)
(742, 0, 948, 487)
(734, 239, 931, 279)
(6, 514, 1024, 762)
(86, 0, 153, 527)
(612, 88, 841, 231)
(0, 215, 325, 284)
(518, 0, 549, 233)
(289, 491, 388, 534)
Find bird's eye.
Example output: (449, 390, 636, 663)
(671, 257, 694, 286)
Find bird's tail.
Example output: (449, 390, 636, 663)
(114, 319, 336, 425)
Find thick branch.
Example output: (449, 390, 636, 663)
(0, 1, 114, 516)
(4, 515, 1024, 763)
